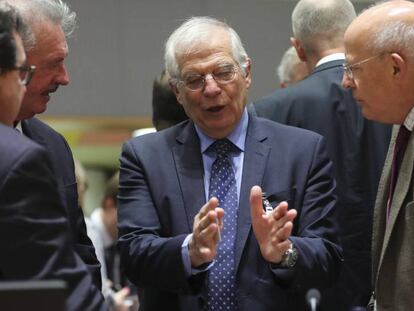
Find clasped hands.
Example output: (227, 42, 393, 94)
(188, 185, 297, 267)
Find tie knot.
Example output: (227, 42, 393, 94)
(211, 139, 234, 158)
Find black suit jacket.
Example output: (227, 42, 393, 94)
(0, 123, 105, 311)
(118, 115, 342, 311)
(21, 118, 102, 290)
(253, 60, 392, 310)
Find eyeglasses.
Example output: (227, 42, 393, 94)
(0, 64, 36, 86)
(342, 53, 386, 80)
(16, 65, 36, 86)
(177, 65, 239, 91)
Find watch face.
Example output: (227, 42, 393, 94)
(281, 245, 298, 268)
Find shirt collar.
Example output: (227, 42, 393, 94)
(403, 107, 414, 131)
(195, 107, 248, 153)
(14, 121, 23, 134)
(315, 53, 345, 68)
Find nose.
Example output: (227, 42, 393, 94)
(203, 74, 221, 97)
(56, 64, 70, 86)
(341, 72, 354, 89)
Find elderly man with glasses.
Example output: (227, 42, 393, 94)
(342, 1, 414, 310)
(0, 3, 105, 311)
(118, 16, 342, 311)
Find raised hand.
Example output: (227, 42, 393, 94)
(250, 185, 297, 263)
(189, 197, 224, 267)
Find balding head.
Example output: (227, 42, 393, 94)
(342, 0, 414, 124)
(346, 0, 414, 60)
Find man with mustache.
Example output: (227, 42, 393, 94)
(6, 0, 102, 290)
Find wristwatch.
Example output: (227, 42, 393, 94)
(279, 242, 298, 268)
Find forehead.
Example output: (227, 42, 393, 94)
(29, 21, 68, 59)
(344, 25, 370, 62)
(177, 28, 234, 73)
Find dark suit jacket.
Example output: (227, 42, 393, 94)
(253, 60, 392, 310)
(21, 118, 102, 290)
(118, 115, 342, 311)
(0, 123, 105, 311)
(372, 126, 414, 311)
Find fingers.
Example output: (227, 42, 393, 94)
(271, 218, 294, 242)
(250, 185, 265, 221)
(190, 198, 224, 267)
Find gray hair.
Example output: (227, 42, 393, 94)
(292, 0, 356, 53)
(165, 16, 249, 80)
(5, 0, 76, 50)
(277, 46, 301, 84)
(370, 20, 414, 59)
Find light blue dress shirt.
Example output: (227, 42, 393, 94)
(181, 108, 249, 276)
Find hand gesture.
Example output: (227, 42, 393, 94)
(189, 197, 224, 267)
(250, 185, 297, 263)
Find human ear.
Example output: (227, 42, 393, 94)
(390, 52, 405, 77)
(291, 37, 307, 62)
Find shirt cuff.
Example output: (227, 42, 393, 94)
(181, 234, 214, 277)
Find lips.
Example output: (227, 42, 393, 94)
(206, 105, 225, 112)
(41, 85, 59, 97)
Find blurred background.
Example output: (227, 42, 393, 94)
(41, 0, 375, 214)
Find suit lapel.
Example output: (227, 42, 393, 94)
(173, 122, 206, 232)
(380, 129, 414, 259)
(374, 126, 414, 283)
(235, 116, 270, 272)
(372, 132, 393, 282)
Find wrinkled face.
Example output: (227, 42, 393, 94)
(17, 21, 69, 120)
(172, 29, 251, 139)
(342, 20, 413, 124)
(0, 32, 26, 126)
(342, 46, 391, 122)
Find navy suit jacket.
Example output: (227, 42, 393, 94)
(0, 123, 105, 311)
(118, 114, 342, 311)
(253, 60, 392, 309)
(21, 118, 102, 290)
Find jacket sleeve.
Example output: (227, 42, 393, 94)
(117, 140, 206, 294)
(0, 144, 105, 311)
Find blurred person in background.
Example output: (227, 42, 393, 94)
(152, 69, 188, 131)
(75, 161, 138, 311)
(277, 46, 308, 88)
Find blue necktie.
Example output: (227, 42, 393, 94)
(207, 139, 238, 310)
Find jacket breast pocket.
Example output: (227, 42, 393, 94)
(265, 187, 296, 209)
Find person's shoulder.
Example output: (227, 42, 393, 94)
(0, 123, 43, 156)
(24, 117, 64, 138)
(253, 115, 323, 140)
(124, 119, 190, 147)
(0, 124, 47, 182)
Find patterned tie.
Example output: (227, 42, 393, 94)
(387, 125, 411, 220)
(207, 139, 238, 310)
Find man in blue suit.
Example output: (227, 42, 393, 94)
(118, 16, 342, 311)
(0, 4, 105, 310)
(252, 0, 391, 309)
(6, 0, 102, 289)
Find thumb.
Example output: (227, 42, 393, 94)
(250, 185, 264, 221)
